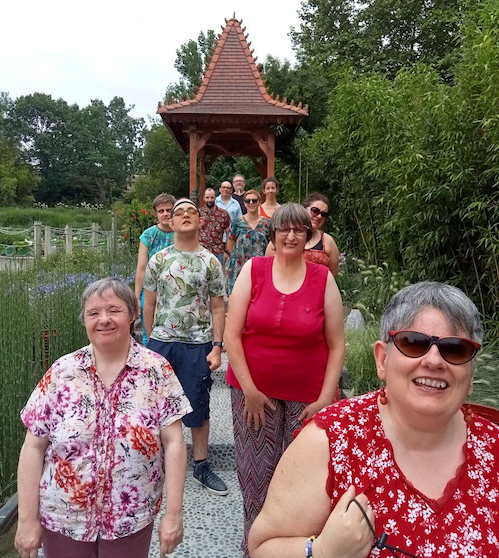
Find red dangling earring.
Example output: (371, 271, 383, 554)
(464, 406, 473, 424)
(379, 386, 388, 405)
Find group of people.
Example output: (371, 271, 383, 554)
(15, 176, 499, 558)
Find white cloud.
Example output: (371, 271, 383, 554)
(1, 0, 302, 121)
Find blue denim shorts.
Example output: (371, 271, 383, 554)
(147, 339, 213, 427)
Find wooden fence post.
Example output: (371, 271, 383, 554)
(65, 225, 73, 255)
(34, 221, 42, 258)
(44, 226, 51, 256)
(110, 213, 118, 254)
(91, 223, 99, 249)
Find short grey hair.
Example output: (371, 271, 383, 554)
(269, 203, 313, 243)
(80, 277, 138, 322)
(380, 282, 484, 345)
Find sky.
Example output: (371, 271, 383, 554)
(1, 0, 304, 124)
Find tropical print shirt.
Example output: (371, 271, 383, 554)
(144, 245, 225, 343)
(226, 216, 270, 295)
(139, 225, 174, 259)
(20, 338, 191, 542)
(312, 391, 499, 557)
(199, 206, 230, 255)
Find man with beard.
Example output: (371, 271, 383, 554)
(199, 188, 231, 265)
(143, 198, 228, 496)
(231, 174, 247, 215)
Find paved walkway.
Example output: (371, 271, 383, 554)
(149, 354, 244, 557)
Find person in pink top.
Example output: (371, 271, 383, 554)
(225, 203, 345, 558)
(15, 278, 192, 558)
(249, 282, 499, 558)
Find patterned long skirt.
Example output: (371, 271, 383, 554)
(230, 386, 307, 558)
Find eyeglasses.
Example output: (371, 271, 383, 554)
(244, 198, 259, 205)
(388, 330, 481, 365)
(309, 206, 330, 220)
(172, 207, 199, 217)
(275, 226, 309, 237)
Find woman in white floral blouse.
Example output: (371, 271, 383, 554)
(15, 277, 192, 558)
(249, 281, 499, 558)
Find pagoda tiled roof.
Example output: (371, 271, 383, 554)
(157, 17, 308, 122)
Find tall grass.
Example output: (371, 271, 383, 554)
(0, 207, 112, 229)
(0, 249, 136, 503)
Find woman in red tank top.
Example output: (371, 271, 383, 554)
(225, 203, 345, 558)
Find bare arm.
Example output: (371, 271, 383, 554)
(249, 422, 374, 558)
(135, 241, 150, 307)
(143, 289, 157, 340)
(15, 432, 49, 558)
(225, 261, 276, 429)
(299, 273, 345, 420)
(226, 236, 235, 254)
(158, 420, 187, 556)
(206, 296, 225, 371)
(324, 233, 340, 277)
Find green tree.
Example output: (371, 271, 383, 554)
(5, 93, 144, 204)
(0, 138, 40, 205)
(130, 125, 189, 201)
(292, 0, 471, 79)
(165, 30, 216, 103)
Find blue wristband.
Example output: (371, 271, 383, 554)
(305, 535, 317, 557)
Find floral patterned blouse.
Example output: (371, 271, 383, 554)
(21, 338, 192, 541)
(313, 391, 499, 557)
(226, 216, 270, 295)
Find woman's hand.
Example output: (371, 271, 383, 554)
(243, 389, 277, 430)
(313, 486, 374, 558)
(14, 518, 43, 558)
(298, 399, 329, 421)
(158, 513, 184, 556)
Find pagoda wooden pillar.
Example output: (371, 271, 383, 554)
(251, 130, 276, 178)
(189, 127, 198, 200)
(266, 131, 275, 177)
(199, 150, 206, 206)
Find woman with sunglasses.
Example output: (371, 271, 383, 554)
(266, 193, 340, 277)
(226, 189, 270, 296)
(249, 281, 499, 558)
(225, 203, 345, 557)
(302, 192, 340, 277)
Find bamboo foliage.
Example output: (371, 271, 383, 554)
(303, 0, 499, 334)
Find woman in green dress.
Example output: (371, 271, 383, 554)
(226, 190, 270, 296)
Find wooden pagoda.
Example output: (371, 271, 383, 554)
(157, 16, 308, 200)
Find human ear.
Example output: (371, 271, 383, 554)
(374, 340, 388, 383)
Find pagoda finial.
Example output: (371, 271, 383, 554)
(233, 11, 236, 18)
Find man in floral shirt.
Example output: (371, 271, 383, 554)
(143, 198, 228, 496)
(199, 188, 231, 265)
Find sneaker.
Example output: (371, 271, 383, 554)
(193, 460, 229, 496)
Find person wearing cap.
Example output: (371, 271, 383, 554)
(143, 198, 229, 496)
